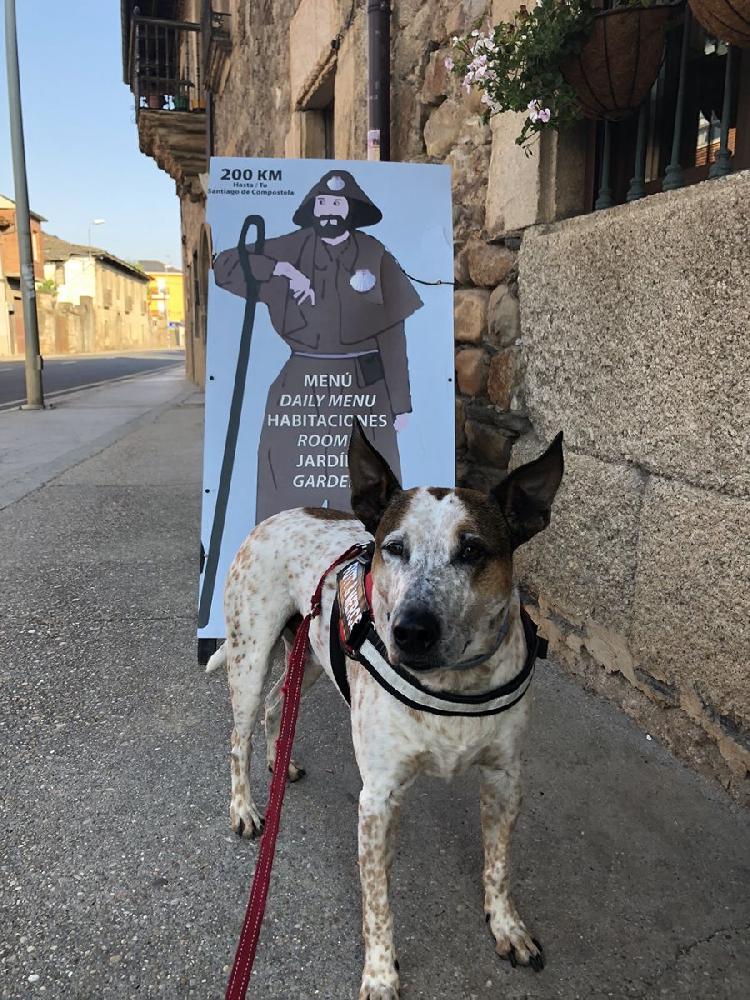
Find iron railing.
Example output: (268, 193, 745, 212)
(128, 15, 202, 115)
(593, 6, 745, 210)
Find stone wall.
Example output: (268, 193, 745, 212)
(517, 171, 750, 804)
(33, 294, 173, 356)
(389, 0, 529, 491)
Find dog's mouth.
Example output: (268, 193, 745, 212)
(395, 655, 441, 674)
(392, 616, 512, 676)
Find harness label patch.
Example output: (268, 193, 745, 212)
(337, 560, 370, 650)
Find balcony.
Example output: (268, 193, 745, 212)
(202, 3, 231, 94)
(126, 13, 207, 195)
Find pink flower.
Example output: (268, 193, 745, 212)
(527, 100, 551, 124)
(444, 56, 454, 71)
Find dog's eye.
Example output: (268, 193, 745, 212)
(383, 540, 405, 559)
(457, 541, 485, 564)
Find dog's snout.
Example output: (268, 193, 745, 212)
(393, 606, 441, 657)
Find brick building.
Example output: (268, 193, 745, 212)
(0, 194, 46, 355)
(120, 0, 749, 802)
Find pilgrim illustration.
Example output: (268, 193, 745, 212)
(213, 169, 423, 520)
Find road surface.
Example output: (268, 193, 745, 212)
(0, 350, 184, 408)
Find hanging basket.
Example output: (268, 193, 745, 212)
(689, 0, 750, 47)
(560, 5, 676, 120)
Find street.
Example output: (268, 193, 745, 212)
(0, 350, 184, 408)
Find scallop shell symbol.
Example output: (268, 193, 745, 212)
(327, 175, 346, 191)
(350, 268, 376, 293)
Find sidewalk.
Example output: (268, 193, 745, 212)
(0, 365, 190, 509)
(0, 380, 748, 999)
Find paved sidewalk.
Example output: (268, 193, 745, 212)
(0, 385, 748, 999)
(0, 364, 189, 509)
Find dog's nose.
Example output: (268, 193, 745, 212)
(393, 607, 441, 656)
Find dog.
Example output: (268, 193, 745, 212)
(207, 422, 564, 999)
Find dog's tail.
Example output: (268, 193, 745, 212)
(205, 643, 227, 675)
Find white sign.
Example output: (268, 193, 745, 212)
(198, 158, 455, 637)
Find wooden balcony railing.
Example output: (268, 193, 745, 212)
(128, 15, 202, 115)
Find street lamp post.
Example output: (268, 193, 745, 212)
(4, 0, 43, 409)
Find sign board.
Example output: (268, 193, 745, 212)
(198, 158, 455, 638)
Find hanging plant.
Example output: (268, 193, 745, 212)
(689, 0, 750, 48)
(560, 4, 679, 118)
(448, 0, 678, 151)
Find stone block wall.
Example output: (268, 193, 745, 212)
(389, 0, 530, 491)
(517, 171, 750, 803)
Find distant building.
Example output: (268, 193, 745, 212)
(0, 194, 46, 355)
(41, 234, 154, 352)
(0, 243, 12, 357)
(137, 260, 185, 341)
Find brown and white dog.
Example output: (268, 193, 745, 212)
(207, 423, 564, 999)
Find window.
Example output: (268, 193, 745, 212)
(300, 71, 335, 159)
(587, 13, 749, 210)
(323, 100, 335, 159)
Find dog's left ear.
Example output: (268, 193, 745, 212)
(491, 431, 564, 549)
(348, 420, 402, 535)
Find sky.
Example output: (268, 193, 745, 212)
(0, 1, 181, 267)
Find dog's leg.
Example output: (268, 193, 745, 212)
(479, 764, 544, 971)
(264, 639, 323, 781)
(357, 783, 408, 1000)
(226, 613, 292, 839)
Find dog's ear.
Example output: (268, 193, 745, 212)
(491, 432, 564, 549)
(348, 420, 402, 535)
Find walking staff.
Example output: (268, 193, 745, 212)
(198, 215, 265, 629)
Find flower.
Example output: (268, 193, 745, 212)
(527, 99, 551, 124)
(444, 56, 454, 70)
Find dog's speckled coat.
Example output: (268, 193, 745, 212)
(207, 425, 563, 999)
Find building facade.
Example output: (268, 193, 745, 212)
(0, 194, 46, 356)
(138, 260, 186, 346)
(41, 235, 164, 355)
(120, 0, 750, 802)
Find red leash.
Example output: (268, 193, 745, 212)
(225, 543, 367, 1000)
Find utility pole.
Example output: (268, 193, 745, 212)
(4, 0, 44, 408)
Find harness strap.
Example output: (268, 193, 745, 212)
(329, 567, 547, 715)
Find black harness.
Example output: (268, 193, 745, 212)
(329, 550, 547, 718)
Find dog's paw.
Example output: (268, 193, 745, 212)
(267, 758, 307, 783)
(229, 798, 264, 840)
(487, 910, 544, 972)
(359, 983, 399, 1000)
(359, 968, 400, 999)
